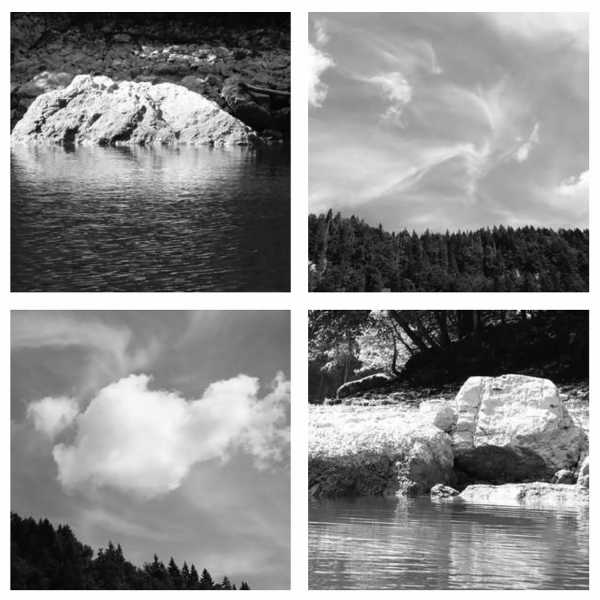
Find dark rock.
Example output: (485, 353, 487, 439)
(552, 469, 576, 484)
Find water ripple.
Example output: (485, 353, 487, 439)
(11, 145, 290, 291)
(309, 496, 588, 590)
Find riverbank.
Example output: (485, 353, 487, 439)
(309, 377, 588, 504)
(11, 13, 290, 138)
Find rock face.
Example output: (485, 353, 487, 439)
(452, 374, 584, 483)
(11, 13, 290, 135)
(309, 423, 454, 498)
(430, 483, 459, 499)
(552, 469, 576, 484)
(336, 372, 393, 400)
(11, 75, 254, 147)
(577, 456, 589, 489)
(457, 483, 588, 508)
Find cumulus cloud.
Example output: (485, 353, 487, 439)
(309, 42, 334, 107)
(27, 396, 79, 438)
(52, 372, 290, 498)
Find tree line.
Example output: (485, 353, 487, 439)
(308, 310, 588, 401)
(11, 513, 250, 590)
(308, 211, 589, 292)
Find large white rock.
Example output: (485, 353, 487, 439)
(452, 374, 584, 481)
(11, 74, 255, 147)
(458, 482, 588, 508)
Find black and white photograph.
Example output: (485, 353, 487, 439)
(308, 13, 589, 292)
(309, 310, 589, 589)
(11, 310, 290, 589)
(11, 13, 290, 291)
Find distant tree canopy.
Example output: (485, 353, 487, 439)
(308, 212, 589, 292)
(11, 513, 251, 590)
(308, 310, 588, 401)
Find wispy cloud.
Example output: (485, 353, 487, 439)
(309, 13, 588, 231)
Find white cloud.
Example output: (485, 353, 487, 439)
(313, 19, 329, 45)
(369, 72, 412, 123)
(27, 396, 79, 438)
(309, 42, 334, 108)
(557, 170, 588, 197)
(52, 372, 290, 499)
(514, 122, 540, 162)
(487, 13, 588, 50)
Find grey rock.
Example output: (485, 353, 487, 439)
(11, 75, 255, 148)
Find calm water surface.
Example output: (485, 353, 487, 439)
(11, 145, 289, 291)
(309, 497, 588, 589)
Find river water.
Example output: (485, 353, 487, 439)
(309, 497, 588, 589)
(11, 145, 289, 291)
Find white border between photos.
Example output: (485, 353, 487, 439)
(1, 0, 596, 597)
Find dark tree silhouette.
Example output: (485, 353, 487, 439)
(11, 513, 251, 590)
(308, 212, 588, 292)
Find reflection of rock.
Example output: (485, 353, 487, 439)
(457, 482, 588, 508)
(453, 374, 584, 483)
(11, 75, 254, 147)
(430, 483, 459, 499)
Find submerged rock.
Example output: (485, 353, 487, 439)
(457, 482, 588, 508)
(452, 374, 584, 483)
(11, 75, 255, 147)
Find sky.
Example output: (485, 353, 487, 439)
(309, 13, 588, 232)
(11, 311, 290, 589)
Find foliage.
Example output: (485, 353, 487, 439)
(308, 310, 588, 402)
(309, 212, 589, 292)
(11, 513, 251, 590)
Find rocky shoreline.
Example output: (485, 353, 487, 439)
(11, 13, 290, 141)
(309, 374, 589, 508)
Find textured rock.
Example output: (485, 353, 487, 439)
(309, 406, 454, 498)
(430, 483, 459, 499)
(419, 400, 456, 432)
(452, 374, 584, 483)
(11, 75, 255, 147)
(458, 482, 588, 508)
(10, 14, 290, 134)
(577, 456, 589, 489)
(336, 372, 393, 400)
(552, 469, 576, 484)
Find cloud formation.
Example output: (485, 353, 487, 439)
(309, 42, 334, 108)
(309, 13, 588, 231)
(27, 396, 79, 438)
(52, 372, 290, 499)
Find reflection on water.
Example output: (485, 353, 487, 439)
(309, 496, 588, 590)
(11, 145, 289, 291)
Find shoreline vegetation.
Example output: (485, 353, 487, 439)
(11, 13, 290, 146)
(11, 513, 250, 590)
(308, 211, 589, 292)
(308, 311, 589, 507)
